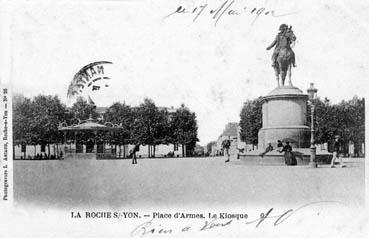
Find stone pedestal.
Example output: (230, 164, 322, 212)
(258, 86, 310, 150)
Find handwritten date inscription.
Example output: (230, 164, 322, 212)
(165, 0, 293, 26)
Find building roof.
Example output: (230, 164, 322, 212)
(221, 122, 239, 137)
(58, 117, 122, 131)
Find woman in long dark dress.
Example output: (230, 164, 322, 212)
(280, 141, 297, 165)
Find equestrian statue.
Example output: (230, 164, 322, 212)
(266, 24, 296, 87)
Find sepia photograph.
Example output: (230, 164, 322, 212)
(1, 0, 368, 237)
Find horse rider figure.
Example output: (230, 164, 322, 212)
(267, 24, 296, 68)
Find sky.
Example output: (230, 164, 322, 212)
(3, 0, 369, 145)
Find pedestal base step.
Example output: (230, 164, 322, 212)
(238, 149, 332, 166)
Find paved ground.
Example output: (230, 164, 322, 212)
(14, 156, 365, 209)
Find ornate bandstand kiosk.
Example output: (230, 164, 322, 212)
(58, 116, 123, 159)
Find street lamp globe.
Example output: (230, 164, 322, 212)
(307, 83, 318, 101)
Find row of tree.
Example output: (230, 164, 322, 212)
(13, 94, 199, 158)
(13, 95, 68, 158)
(239, 96, 365, 155)
(103, 98, 198, 157)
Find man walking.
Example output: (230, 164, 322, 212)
(131, 144, 140, 165)
(331, 136, 344, 168)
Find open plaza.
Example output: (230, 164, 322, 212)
(14, 156, 364, 209)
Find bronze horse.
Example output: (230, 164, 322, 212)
(267, 26, 296, 87)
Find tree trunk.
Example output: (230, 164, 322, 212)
(123, 144, 125, 158)
(47, 144, 51, 157)
(184, 144, 187, 157)
(34, 145, 36, 157)
(24, 144, 26, 159)
(182, 144, 185, 158)
(356, 143, 359, 156)
(153, 145, 156, 158)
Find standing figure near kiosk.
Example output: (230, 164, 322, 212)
(130, 144, 140, 165)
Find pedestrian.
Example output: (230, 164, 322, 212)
(331, 136, 345, 168)
(277, 140, 283, 152)
(236, 148, 245, 160)
(259, 143, 273, 157)
(280, 141, 297, 166)
(222, 137, 231, 162)
(131, 144, 139, 164)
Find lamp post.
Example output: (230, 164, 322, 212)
(307, 83, 318, 168)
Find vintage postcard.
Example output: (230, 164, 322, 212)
(0, 0, 368, 237)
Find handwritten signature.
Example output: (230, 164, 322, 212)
(130, 201, 339, 237)
(130, 218, 233, 237)
(164, 0, 297, 26)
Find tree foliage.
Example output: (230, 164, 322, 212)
(311, 96, 365, 154)
(170, 104, 199, 156)
(239, 97, 262, 145)
(13, 94, 68, 156)
(13, 94, 33, 145)
(31, 95, 67, 145)
(239, 95, 365, 155)
(104, 102, 135, 146)
(70, 97, 98, 120)
(131, 98, 159, 146)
